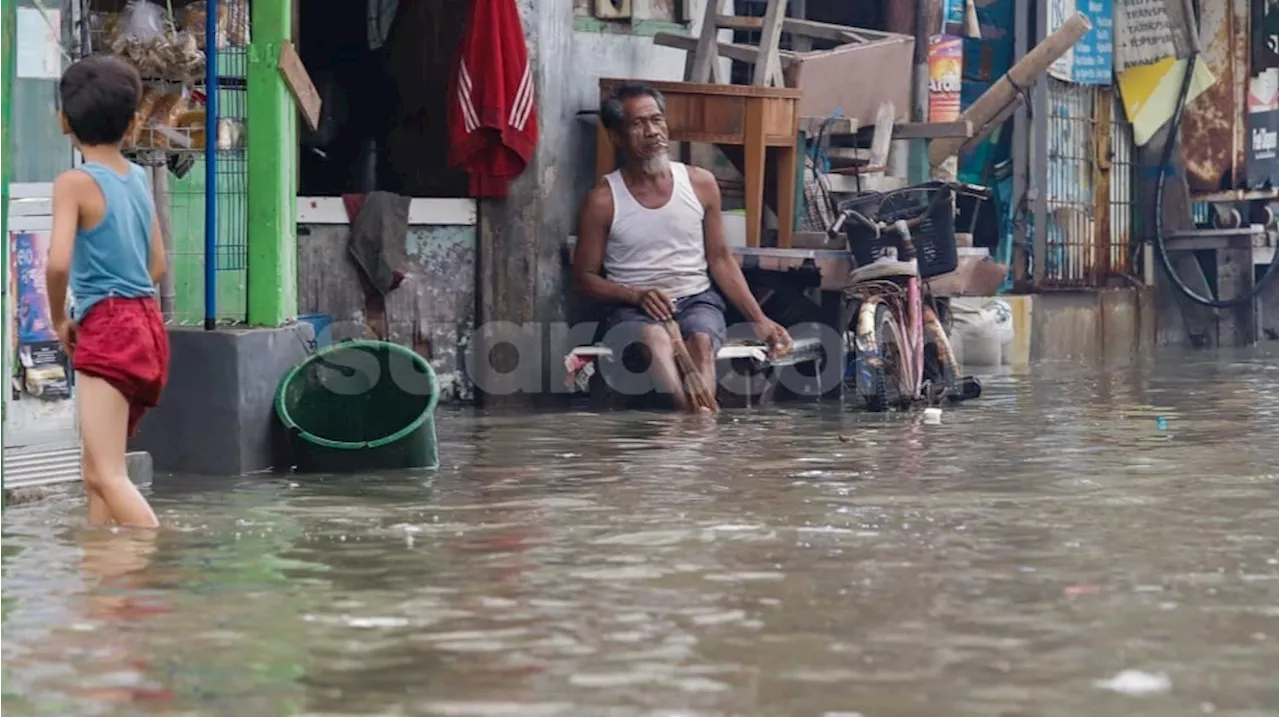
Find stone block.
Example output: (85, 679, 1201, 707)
(129, 324, 313, 476)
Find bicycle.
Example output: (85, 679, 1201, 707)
(827, 181, 989, 412)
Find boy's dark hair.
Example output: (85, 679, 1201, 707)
(599, 83, 666, 132)
(59, 54, 143, 146)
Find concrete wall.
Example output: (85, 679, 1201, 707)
(296, 222, 477, 404)
(1029, 288, 1157, 364)
(930, 288, 1158, 373)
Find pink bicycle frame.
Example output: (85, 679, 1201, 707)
(905, 276, 924, 393)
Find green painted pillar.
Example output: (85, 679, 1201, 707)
(1, 0, 15, 509)
(245, 0, 297, 326)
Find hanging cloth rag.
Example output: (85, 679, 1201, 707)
(344, 191, 410, 296)
(447, 0, 537, 198)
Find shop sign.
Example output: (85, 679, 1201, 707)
(9, 230, 72, 401)
(928, 35, 964, 123)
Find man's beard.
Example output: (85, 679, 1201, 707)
(634, 150, 671, 177)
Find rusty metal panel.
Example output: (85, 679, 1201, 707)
(1042, 79, 1138, 287)
(297, 224, 477, 403)
(1180, 0, 1250, 193)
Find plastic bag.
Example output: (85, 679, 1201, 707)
(110, 0, 202, 81)
(118, 0, 167, 44)
(110, 0, 176, 77)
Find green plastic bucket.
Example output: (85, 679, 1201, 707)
(274, 340, 440, 472)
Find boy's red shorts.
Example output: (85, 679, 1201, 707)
(72, 297, 170, 437)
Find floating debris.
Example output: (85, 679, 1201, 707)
(1093, 669, 1172, 695)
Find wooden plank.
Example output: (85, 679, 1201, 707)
(713, 15, 878, 44)
(751, 0, 788, 86)
(1163, 226, 1270, 251)
(817, 173, 906, 193)
(278, 41, 321, 132)
(689, 0, 725, 83)
(955, 95, 1022, 156)
(866, 101, 895, 169)
(890, 120, 973, 139)
(654, 32, 800, 69)
(826, 147, 870, 164)
(801, 119, 972, 142)
(799, 116, 858, 135)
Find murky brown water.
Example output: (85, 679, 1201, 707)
(3, 348, 1278, 717)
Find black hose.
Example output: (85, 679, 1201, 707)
(1152, 50, 1279, 308)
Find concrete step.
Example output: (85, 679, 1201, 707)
(4, 450, 153, 507)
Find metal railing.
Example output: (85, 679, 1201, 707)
(1038, 80, 1138, 288)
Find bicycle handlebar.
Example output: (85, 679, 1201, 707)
(826, 181, 991, 240)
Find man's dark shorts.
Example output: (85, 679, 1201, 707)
(600, 288, 728, 355)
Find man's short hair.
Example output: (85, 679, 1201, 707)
(60, 54, 143, 146)
(599, 82, 666, 132)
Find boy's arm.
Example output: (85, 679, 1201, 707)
(47, 171, 84, 330)
(148, 210, 167, 285)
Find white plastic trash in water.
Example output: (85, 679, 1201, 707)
(923, 407, 942, 425)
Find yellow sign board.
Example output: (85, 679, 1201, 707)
(1116, 56, 1216, 147)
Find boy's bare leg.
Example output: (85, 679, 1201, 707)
(76, 373, 158, 528)
(87, 488, 112, 526)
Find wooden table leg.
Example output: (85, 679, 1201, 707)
(742, 99, 766, 248)
(774, 143, 797, 249)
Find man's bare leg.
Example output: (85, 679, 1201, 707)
(76, 373, 159, 528)
(686, 333, 718, 402)
(638, 324, 691, 411)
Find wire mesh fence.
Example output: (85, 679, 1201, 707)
(163, 40, 249, 325)
(1039, 79, 1138, 288)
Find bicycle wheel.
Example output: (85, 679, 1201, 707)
(850, 300, 910, 412)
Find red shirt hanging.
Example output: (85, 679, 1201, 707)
(447, 0, 537, 198)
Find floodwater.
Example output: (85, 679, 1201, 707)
(3, 348, 1277, 717)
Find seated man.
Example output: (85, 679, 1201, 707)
(572, 82, 792, 410)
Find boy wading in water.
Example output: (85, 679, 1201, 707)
(47, 55, 169, 528)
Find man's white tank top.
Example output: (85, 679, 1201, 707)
(602, 162, 711, 300)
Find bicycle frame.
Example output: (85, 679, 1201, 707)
(836, 183, 987, 409)
(847, 253, 934, 404)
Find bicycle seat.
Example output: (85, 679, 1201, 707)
(847, 258, 919, 283)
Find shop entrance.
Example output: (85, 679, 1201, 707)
(297, 0, 471, 198)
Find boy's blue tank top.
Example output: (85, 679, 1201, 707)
(71, 161, 157, 321)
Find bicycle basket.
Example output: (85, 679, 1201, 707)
(841, 181, 959, 279)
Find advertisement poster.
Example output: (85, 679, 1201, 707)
(928, 35, 964, 123)
(9, 231, 71, 401)
(1246, 69, 1279, 189)
(1048, 0, 1114, 85)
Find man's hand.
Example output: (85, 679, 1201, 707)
(753, 318, 793, 356)
(56, 319, 78, 356)
(635, 288, 676, 321)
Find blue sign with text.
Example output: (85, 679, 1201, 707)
(1050, 0, 1114, 85)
